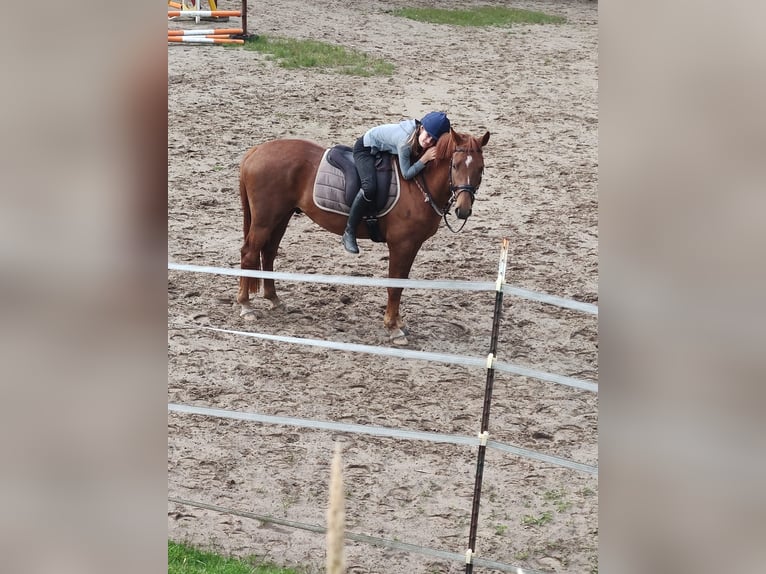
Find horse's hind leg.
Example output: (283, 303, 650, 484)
(260, 212, 293, 310)
(237, 227, 267, 320)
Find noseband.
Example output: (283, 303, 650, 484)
(416, 146, 483, 232)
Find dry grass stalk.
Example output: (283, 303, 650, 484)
(326, 442, 346, 574)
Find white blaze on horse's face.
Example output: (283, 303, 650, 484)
(450, 148, 484, 220)
(464, 155, 473, 185)
(456, 152, 482, 190)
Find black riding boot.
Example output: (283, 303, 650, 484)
(341, 192, 371, 254)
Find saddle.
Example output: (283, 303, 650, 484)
(326, 145, 394, 210)
(313, 145, 401, 242)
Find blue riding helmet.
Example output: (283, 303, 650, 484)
(420, 111, 451, 141)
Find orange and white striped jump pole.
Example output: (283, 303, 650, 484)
(168, 34, 239, 40)
(168, 36, 244, 44)
(168, 28, 243, 36)
(167, 10, 241, 17)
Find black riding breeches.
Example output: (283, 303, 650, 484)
(353, 137, 378, 204)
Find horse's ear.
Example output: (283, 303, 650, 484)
(450, 128, 467, 146)
(480, 131, 490, 147)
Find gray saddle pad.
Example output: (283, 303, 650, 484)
(313, 148, 400, 216)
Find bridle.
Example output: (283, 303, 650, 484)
(415, 146, 484, 232)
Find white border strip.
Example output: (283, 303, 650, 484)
(168, 403, 598, 475)
(168, 262, 598, 315)
(168, 496, 547, 573)
(173, 324, 598, 393)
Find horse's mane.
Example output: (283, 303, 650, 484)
(436, 131, 481, 160)
(431, 130, 480, 165)
(434, 131, 456, 161)
(417, 130, 487, 180)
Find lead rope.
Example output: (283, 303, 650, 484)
(414, 174, 447, 217)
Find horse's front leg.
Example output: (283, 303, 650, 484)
(384, 286, 406, 332)
(385, 243, 420, 345)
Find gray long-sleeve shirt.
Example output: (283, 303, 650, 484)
(361, 119, 425, 180)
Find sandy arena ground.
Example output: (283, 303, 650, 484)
(168, 1, 598, 572)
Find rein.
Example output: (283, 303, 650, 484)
(415, 146, 482, 233)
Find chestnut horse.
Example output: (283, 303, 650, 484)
(236, 128, 490, 344)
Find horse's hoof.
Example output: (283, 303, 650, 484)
(239, 308, 258, 321)
(269, 300, 286, 312)
(390, 328, 409, 346)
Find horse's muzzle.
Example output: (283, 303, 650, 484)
(455, 206, 473, 219)
(452, 186, 476, 220)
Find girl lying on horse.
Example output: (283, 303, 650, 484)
(342, 111, 452, 254)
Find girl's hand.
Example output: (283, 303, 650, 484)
(420, 147, 437, 164)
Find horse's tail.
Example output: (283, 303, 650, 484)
(239, 146, 261, 296)
(239, 163, 251, 240)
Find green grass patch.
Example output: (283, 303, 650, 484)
(244, 35, 394, 76)
(522, 510, 553, 527)
(168, 541, 302, 574)
(391, 6, 565, 26)
(543, 488, 574, 512)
